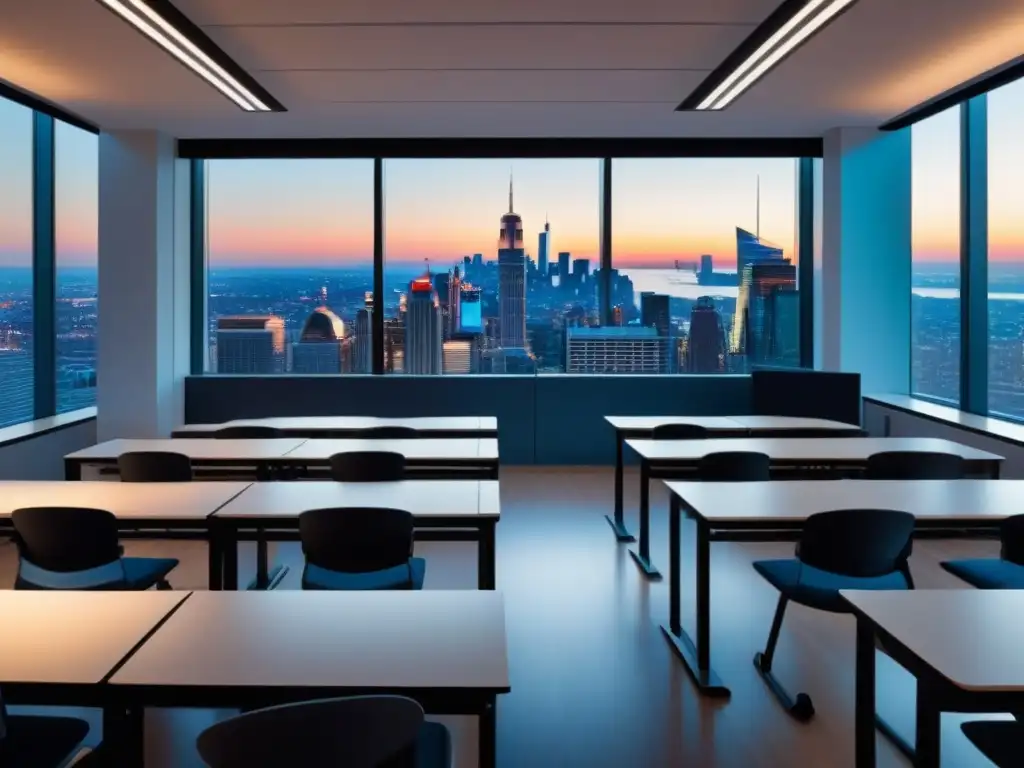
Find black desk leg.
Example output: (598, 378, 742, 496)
(479, 696, 497, 768)
(854, 617, 877, 768)
(659, 516, 729, 697)
(223, 527, 239, 591)
(104, 704, 144, 768)
(207, 524, 224, 591)
(914, 682, 940, 768)
(628, 460, 661, 579)
(478, 521, 497, 590)
(605, 432, 636, 542)
(64, 459, 81, 481)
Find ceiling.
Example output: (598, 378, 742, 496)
(0, 0, 1021, 138)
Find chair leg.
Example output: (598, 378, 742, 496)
(156, 579, 172, 590)
(753, 596, 815, 722)
(898, 561, 915, 590)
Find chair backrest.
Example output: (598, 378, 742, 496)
(864, 451, 965, 480)
(118, 451, 193, 482)
(213, 425, 283, 439)
(11, 507, 123, 586)
(697, 452, 771, 481)
(358, 426, 418, 440)
(1000, 514, 1024, 565)
(651, 423, 708, 441)
(299, 507, 415, 573)
(798, 508, 915, 577)
(196, 696, 425, 768)
(329, 451, 406, 482)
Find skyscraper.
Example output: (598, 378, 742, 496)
(538, 218, 550, 278)
(460, 285, 482, 332)
(565, 327, 666, 374)
(731, 228, 788, 355)
(353, 307, 373, 373)
(216, 315, 285, 373)
(448, 266, 461, 337)
(686, 296, 726, 373)
(640, 292, 671, 373)
(736, 227, 784, 279)
(734, 261, 797, 363)
(404, 274, 443, 375)
(700, 254, 714, 280)
(498, 177, 527, 349)
(558, 251, 570, 288)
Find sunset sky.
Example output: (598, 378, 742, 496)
(0, 77, 1021, 268)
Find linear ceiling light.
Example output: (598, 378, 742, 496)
(678, 0, 859, 111)
(96, 0, 285, 112)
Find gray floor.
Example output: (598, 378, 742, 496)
(1, 467, 1008, 767)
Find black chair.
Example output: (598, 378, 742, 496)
(941, 514, 1024, 589)
(358, 426, 419, 439)
(117, 451, 193, 482)
(213, 425, 284, 439)
(11, 507, 178, 590)
(961, 720, 1023, 768)
(696, 451, 771, 481)
(651, 423, 708, 440)
(864, 451, 965, 480)
(752, 508, 915, 721)
(195, 696, 451, 768)
(298, 507, 425, 590)
(329, 451, 406, 482)
(0, 690, 94, 768)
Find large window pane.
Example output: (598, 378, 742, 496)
(55, 122, 98, 412)
(911, 107, 961, 402)
(612, 158, 799, 374)
(0, 97, 34, 427)
(383, 159, 600, 374)
(988, 79, 1024, 419)
(206, 160, 374, 373)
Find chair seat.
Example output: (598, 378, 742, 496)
(0, 714, 90, 768)
(303, 558, 426, 591)
(941, 559, 1024, 590)
(752, 559, 909, 612)
(122, 557, 179, 589)
(961, 720, 1023, 768)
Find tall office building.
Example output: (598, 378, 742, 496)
(353, 307, 373, 373)
(765, 288, 800, 366)
(498, 177, 527, 349)
(566, 327, 666, 374)
(736, 227, 784, 279)
(557, 251, 570, 288)
(472, 253, 484, 271)
(686, 296, 726, 373)
(460, 285, 483, 333)
(291, 306, 349, 374)
(537, 218, 550, 279)
(640, 292, 671, 373)
(216, 315, 285, 373)
(404, 274, 443, 375)
(700, 254, 714, 280)
(448, 266, 462, 337)
(573, 258, 590, 282)
(733, 261, 797, 363)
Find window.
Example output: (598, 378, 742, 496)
(0, 96, 34, 427)
(205, 160, 374, 374)
(911, 107, 961, 402)
(612, 158, 799, 374)
(382, 159, 600, 374)
(987, 79, 1024, 420)
(55, 121, 98, 412)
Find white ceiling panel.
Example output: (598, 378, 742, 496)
(207, 24, 748, 72)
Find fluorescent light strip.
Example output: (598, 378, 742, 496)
(124, 0, 270, 111)
(99, 0, 266, 111)
(710, 0, 857, 110)
(697, 0, 832, 110)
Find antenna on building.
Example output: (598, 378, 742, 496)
(508, 170, 514, 213)
(424, 257, 430, 276)
(756, 174, 761, 240)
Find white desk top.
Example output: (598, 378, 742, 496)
(109, 591, 510, 692)
(66, 438, 308, 462)
(175, 416, 497, 434)
(214, 480, 500, 519)
(665, 479, 1024, 523)
(842, 590, 1024, 692)
(282, 438, 499, 461)
(0, 591, 188, 685)
(626, 436, 1003, 462)
(726, 415, 861, 432)
(0, 481, 252, 520)
(605, 416, 746, 431)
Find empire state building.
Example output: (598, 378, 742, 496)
(498, 177, 527, 349)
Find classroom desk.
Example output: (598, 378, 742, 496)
(603, 415, 863, 542)
(64, 438, 307, 480)
(107, 590, 511, 768)
(661, 479, 1024, 700)
(625, 437, 1003, 580)
(843, 589, 1024, 768)
(278, 438, 500, 479)
(173, 415, 498, 439)
(212, 480, 501, 590)
(0, 590, 188, 708)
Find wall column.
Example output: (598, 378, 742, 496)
(818, 127, 911, 394)
(97, 130, 190, 440)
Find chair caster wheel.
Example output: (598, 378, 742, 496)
(791, 693, 815, 722)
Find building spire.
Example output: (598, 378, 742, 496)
(508, 171, 514, 213)
(545, 212, 549, 231)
